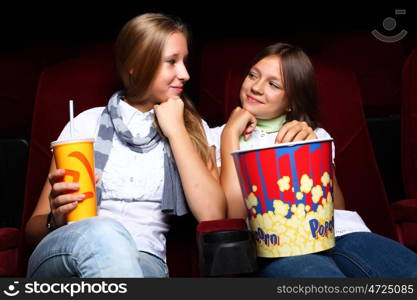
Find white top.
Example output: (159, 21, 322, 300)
(57, 100, 215, 262)
(210, 124, 371, 237)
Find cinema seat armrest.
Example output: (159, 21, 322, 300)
(390, 199, 417, 222)
(0, 227, 19, 250)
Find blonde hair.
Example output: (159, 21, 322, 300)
(115, 13, 210, 164)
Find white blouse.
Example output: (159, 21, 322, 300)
(57, 100, 214, 262)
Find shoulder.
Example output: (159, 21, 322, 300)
(208, 124, 226, 140)
(75, 107, 105, 121)
(201, 120, 225, 147)
(206, 124, 226, 168)
(314, 127, 333, 140)
(314, 127, 336, 162)
(58, 107, 105, 141)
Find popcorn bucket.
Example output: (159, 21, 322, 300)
(232, 138, 335, 257)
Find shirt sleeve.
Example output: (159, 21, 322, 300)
(207, 124, 225, 168)
(314, 127, 335, 165)
(201, 119, 216, 147)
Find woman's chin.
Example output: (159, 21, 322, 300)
(242, 105, 259, 118)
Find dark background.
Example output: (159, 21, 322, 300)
(0, 3, 414, 48)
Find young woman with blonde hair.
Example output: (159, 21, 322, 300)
(25, 13, 226, 278)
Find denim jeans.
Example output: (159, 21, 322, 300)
(257, 232, 417, 277)
(27, 217, 169, 278)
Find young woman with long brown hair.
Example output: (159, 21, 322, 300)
(25, 13, 225, 278)
(212, 42, 417, 277)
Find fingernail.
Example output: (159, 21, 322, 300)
(77, 194, 85, 200)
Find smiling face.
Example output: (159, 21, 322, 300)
(148, 32, 190, 104)
(240, 55, 288, 120)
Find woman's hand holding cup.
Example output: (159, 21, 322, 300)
(48, 168, 85, 228)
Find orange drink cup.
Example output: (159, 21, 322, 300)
(51, 138, 97, 222)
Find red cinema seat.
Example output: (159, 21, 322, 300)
(401, 49, 417, 200)
(389, 48, 417, 251)
(14, 43, 123, 277)
(319, 32, 410, 117)
(0, 52, 42, 139)
(0, 43, 84, 277)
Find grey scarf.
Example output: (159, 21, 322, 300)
(94, 90, 188, 216)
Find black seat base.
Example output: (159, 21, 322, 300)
(197, 230, 258, 277)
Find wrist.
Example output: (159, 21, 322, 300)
(164, 125, 188, 140)
(46, 212, 57, 232)
(222, 125, 241, 141)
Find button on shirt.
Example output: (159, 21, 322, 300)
(57, 100, 215, 262)
(209, 124, 371, 237)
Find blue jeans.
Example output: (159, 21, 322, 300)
(27, 217, 169, 278)
(257, 232, 417, 277)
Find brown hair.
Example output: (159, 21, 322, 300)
(248, 42, 318, 129)
(115, 13, 210, 163)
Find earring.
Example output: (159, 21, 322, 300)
(287, 107, 292, 112)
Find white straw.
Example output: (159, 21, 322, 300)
(69, 100, 74, 138)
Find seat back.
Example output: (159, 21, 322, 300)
(313, 61, 397, 240)
(197, 40, 398, 240)
(319, 32, 410, 117)
(401, 49, 417, 199)
(19, 42, 121, 275)
(0, 52, 42, 139)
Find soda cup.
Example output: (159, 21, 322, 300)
(232, 138, 335, 257)
(51, 138, 97, 222)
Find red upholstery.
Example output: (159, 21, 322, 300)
(20, 47, 121, 249)
(0, 43, 86, 139)
(0, 228, 19, 250)
(401, 49, 417, 199)
(15, 43, 121, 276)
(386, 48, 417, 251)
(197, 218, 247, 233)
(0, 228, 19, 276)
(319, 32, 409, 116)
(197, 40, 399, 241)
(198, 39, 273, 126)
(0, 52, 42, 138)
(391, 197, 417, 250)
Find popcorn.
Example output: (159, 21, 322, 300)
(245, 192, 258, 209)
(321, 172, 330, 187)
(300, 174, 313, 193)
(312, 185, 323, 203)
(249, 171, 335, 258)
(277, 176, 291, 192)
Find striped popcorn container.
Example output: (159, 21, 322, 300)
(232, 138, 335, 257)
